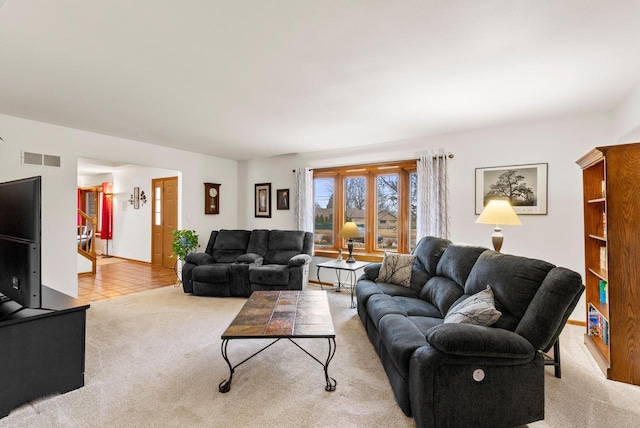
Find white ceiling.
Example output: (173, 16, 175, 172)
(2, 1, 640, 161)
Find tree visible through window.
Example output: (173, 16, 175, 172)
(313, 161, 416, 257)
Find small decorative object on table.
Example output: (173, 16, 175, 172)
(170, 229, 200, 285)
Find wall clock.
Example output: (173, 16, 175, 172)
(204, 183, 220, 214)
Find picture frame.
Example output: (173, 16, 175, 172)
(255, 183, 271, 218)
(475, 163, 548, 215)
(133, 187, 140, 209)
(276, 189, 289, 210)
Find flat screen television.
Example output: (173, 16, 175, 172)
(0, 176, 42, 309)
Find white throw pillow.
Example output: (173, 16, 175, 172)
(375, 252, 416, 287)
(444, 285, 502, 326)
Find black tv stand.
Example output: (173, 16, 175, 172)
(0, 286, 89, 418)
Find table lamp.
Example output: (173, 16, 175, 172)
(338, 222, 362, 263)
(475, 200, 522, 252)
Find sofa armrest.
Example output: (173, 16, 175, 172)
(426, 323, 535, 360)
(184, 252, 214, 266)
(289, 254, 312, 267)
(362, 263, 382, 280)
(236, 253, 263, 265)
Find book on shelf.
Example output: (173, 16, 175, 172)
(601, 180, 606, 198)
(588, 304, 601, 338)
(599, 279, 608, 304)
(600, 246, 607, 270)
(602, 212, 607, 237)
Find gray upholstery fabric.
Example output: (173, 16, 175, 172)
(181, 229, 313, 297)
(184, 252, 213, 265)
(264, 230, 306, 265)
(426, 323, 535, 359)
(235, 253, 263, 264)
(204, 230, 218, 255)
(465, 251, 555, 320)
(246, 229, 269, 255)
(249, 264, 290, 286)
(410, 236, 451, 277)
(355, 235, 584, 428)
(516, 266, 584, 351)
(289, 254, 311, 266)
(212, 230, 251, 263)
(419, 276, 465, 317)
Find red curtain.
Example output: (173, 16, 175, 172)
(101, 182, 113, 240)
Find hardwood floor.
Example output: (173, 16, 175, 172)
(78, 258, 177, 304)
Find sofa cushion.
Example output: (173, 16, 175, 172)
(444, 286, 502, 326)
(249, 264, 290, 285)
(184, 252, 214, 265)
(212, 230, 252, 263)
(436, 244, 487, 286)
(426, 323, 535, 359)
(465, 251, 555, 320)
(411, 236, 451, 277)
(264, 230, 306, 265)
(367, 294, 441, 329)
(419, 276, 465, 317)
(376, 253, 416, 287)
(247, 229, 270, 256)
(192, 264, 232, 284)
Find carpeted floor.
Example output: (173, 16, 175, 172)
(1, 285, 639, 427)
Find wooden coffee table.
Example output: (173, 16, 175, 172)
(218, 290, 336, 393)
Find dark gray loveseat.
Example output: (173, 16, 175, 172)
(181, 229, 313, 297)
(356, 236, 584, 428)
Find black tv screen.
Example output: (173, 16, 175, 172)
(0, 176, 42, 309)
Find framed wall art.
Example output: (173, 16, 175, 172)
(475, 163, 548, 215)
(255, 183, 271, 218)
(276, 189, 289, 210)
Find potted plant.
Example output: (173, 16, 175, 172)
(170, 229, 200, 282)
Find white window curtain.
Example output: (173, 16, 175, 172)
(417, 149, 451, 240)
(294, 167, 314, 234)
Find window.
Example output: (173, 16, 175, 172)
(313, 160, 416, 259)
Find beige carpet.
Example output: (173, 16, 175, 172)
(1, 285, 639, 427)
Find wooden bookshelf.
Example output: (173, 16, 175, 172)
(577, 143, 640, 385)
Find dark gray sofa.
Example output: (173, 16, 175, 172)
(356, 236, 584, 428)
(181, 229, 313, 297)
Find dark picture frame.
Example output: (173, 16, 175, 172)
(475, 163, 548, 215)
(276, 189, 289, 210)
(255, 183, 271, 218)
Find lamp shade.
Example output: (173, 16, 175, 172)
(338, 222, 362, 239)
(476, 200, 522, 226)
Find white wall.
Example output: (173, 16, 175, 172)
(110, 165, 179, 262)
(0, 113, 238, 297)
(613, 82, 640, 144)
(241, 112, 615, 322)
(238, 154, 306, 230)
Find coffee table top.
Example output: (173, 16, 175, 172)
(222, 291, 335, 339)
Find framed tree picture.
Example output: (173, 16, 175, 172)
(255, 183, 271, 218)
(276, 189, 289, 210)
(475, 163, 548, 215)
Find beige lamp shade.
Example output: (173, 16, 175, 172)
(476, 200, 521, 252)
(338, 222, 362, 239)
(476, 200, 522, 226)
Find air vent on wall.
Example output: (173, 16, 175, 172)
(22, 151, 62, 168)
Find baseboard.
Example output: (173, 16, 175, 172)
(567, 319, 586, 327)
